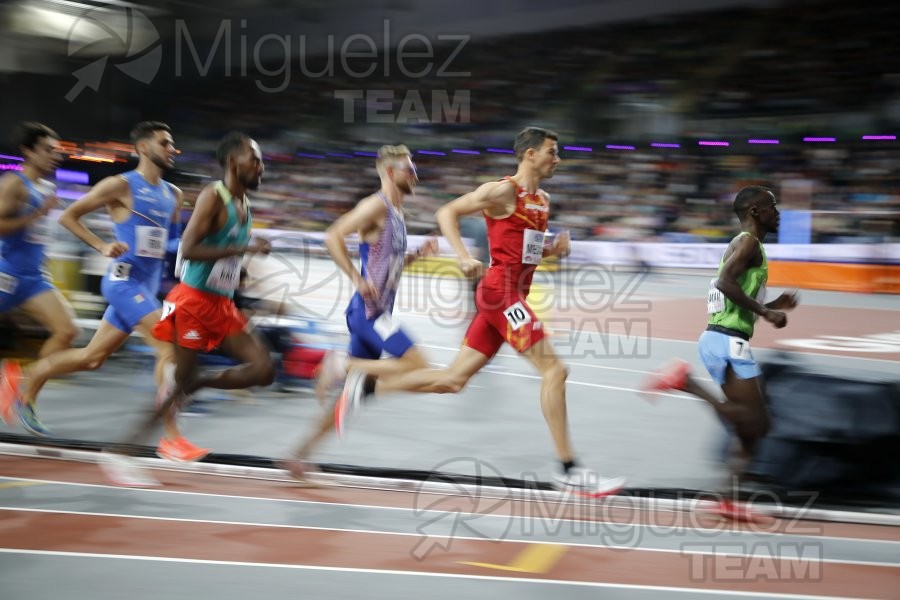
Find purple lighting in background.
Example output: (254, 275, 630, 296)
(57, 189, 83, 200)
(563, 146, 592, 152)
(451, 149, 480, 155)
(296, 152, 325, 159)
(606, 145, 635, 151)
(55, 169, 89, 184)
(353, 151, 377, 157)
(650, 142, 680, 148)
(416, 150, 446, 156)
(326, 152, 353, 158)
(862, 135, 896, 140)
(748, 139, 780, 144)
(486, 148, 514, 154)
(0, 163, 24, 171)
(803, 137, 836, 142)
(698, 140, 730, 146)
(0, 154, 24, 162)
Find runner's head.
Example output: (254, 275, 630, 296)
(376, 144, 416, 194)
(131, 121, 176, 171)
(12, 122, 61, 176)
(217, 132, 264, 191)
(514, 127, 560, 179)
(734, 186, 780, 234)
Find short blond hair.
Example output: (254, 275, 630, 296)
(376, 144, 412, 175)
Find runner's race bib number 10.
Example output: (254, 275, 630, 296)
(504, 301, 532, 331)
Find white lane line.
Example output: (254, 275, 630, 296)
(0, 548, 867, 599)
(0, 507, 896, 569)
(1, 479, 897, 549)
(4, 441, 900, 530)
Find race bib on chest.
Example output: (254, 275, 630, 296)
(174, 242, 185, 280)
(503, 301, 532, 331)
(0, 272, 17, 294)
(109, 261, 132, 282)
(728, 337, 753, 361)
(707, 279, 725, 314)
(521, 229, 544, 265)
(206, 256, 241, 293)
(135, 226, 167, 259)
(26, 216, 53, 245)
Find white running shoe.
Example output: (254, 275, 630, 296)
(333, 369, 366, 438)
(551, 466, 625, 498)
(99, 451, 160, 487)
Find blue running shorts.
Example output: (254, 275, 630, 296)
(0, 269, 55, 313)
(101, 270, 161, 334)
(346, 306, 415, 360)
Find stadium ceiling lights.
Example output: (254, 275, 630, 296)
(11, 0, 162, 43)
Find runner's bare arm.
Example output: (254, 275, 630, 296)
(716, 235, 786, 327)
(167, 186, 184, 252)
(325, 194, 386, 290)
(715, 235, 767, 315)
(436, 181, 512, 262)
(59, 175, 130, 255)
(179, 184, 247, 261)
(0, 174, 34, 235)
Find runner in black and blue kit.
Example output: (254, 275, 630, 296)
(0, 122, 79, 431)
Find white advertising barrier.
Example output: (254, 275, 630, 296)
(569, 241, 900, 269)
(764, 243, 900, 264)
(252, 232, 900, 269)
(73, 225, 900, 276)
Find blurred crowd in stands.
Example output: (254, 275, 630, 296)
(159, 143, 896, 244)
(19, 0, 900, 242)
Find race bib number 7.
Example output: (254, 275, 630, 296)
(728, 337, 753, 361)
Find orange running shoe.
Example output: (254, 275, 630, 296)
(156, 436, 210, 462)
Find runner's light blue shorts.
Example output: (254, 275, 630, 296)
(697, 329, 762, 385)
